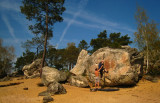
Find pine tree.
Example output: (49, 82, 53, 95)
(20, 0, 65, 76)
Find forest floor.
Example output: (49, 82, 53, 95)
(0, 77, 160, 103)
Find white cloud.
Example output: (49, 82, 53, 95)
(65, 10, 118, 27)
(2, 15, 18, 43)
(0, 0, 20, 12)
(64, 17, 114, 31)
(0, 0, 34, 37)
(65, 10, 136, 34)
(58, 8, 136, 48)
(11, 13, 34, 37)
(63, 16, 135, 36)
(56, 0, 89, 49)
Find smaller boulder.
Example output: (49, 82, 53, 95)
(43, 96, 54, 103)
(0, 76, 12, 82)
(47, 81, 67, 95)
(41, 66, 67, 86)
(143, 75, 159, 83)
(23, 87, 28, 90)
(38, 91, 50, 96)
(22, 59, 47, 78)
(39, 81, 67, 96)
(69, 75, 89, 88)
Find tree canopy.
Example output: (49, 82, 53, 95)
(65, 43, 79, 70)
(0, 39, 15, 78)
(20, 0, 66, 75)
(17, 1, 135, 73)
(90, 30, 132, 53)
(21, 35, 45, 58)
(134, 6, 160, 74)
(78, 40, 90, 51)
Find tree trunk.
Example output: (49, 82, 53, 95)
(69, 63, 71, 71)
(144, 24, 149, 74)
(71, 63, 73, 70)
(146, 42, 149, 73)
(37, 47, 38, 58)
(142, 22, 149, 74)
(40, 2, 48, 77)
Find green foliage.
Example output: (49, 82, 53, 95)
(46, 43, 79, 70)
(134, 6, 160, 74)
(15, 50, 35, 71)
(22, 35, 51, 59)
(47, 46, 66, 70)
(90, 30, 132, 53)
(134, 7, 159, 51)
(20, 0, 66, 69)
(65, 43, 79, 70)
(20, 0, 65, 35)
(22, 35, 44, 53)
(55, 49, 67, 69)
(78, 40, 90, 51)
(90, 30, 108, 53)
(47, 46, 57, 67)
(0, 39, 15, 78)
(98, 30, 107, 39)
(109, 33, 132, 48)
(147, 50, 160, 76)
(148, 67, 160, 76)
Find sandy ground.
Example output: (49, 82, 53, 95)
(0, 77, 160, 103)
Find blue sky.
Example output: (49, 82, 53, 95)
(0, 0, 160, 58)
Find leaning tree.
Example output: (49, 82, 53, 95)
(20, 0, 65, 76)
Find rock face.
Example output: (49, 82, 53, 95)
(22, 59, 47, 78)
(71, 46, 144, 87)
(143, 75, 159, 83)
(43, 96, 54, 103)
(68, 75, 89, 88)
(41, 66, 67, 86)
(40, 66, 67, 95)
(47, 81, 67, 95)
(0, 76, 12, 82)
(70, 50, 90, 75)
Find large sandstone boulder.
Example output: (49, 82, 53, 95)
(22, 59, 47, 78)
(71, 47, 144, 87)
